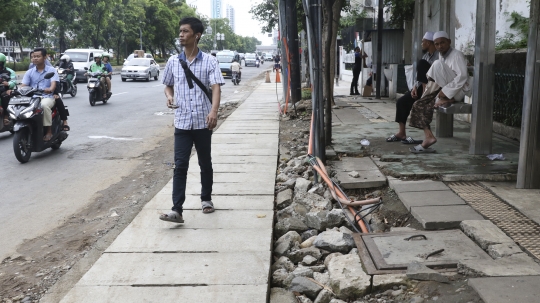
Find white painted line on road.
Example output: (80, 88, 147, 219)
(88, 136, 142, 141)
(152, 84, 163, 87)
(112, 92, 128, 96)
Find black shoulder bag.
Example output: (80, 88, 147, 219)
(178, 56, 212, 104)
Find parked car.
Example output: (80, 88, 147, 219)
(63, 49, 104, 83)
(121, 58, 160, 82)
(244, 53, 258, 67)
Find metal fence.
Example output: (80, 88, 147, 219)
(493, 72, 525, 127)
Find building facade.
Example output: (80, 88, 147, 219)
(211, 0, 222, 18)
(225, 4, 235, 33)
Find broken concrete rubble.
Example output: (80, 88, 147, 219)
(289, 276, 323, 300)
(327, 254, 371, 299)
(313, 230, 355, 254)
(274, 231, 302, 257)
(406, 261, 449, 283)
(460, 220, 515, 250)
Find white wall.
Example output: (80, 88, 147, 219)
(454, 0, 530, 55)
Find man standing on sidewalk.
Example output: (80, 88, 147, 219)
(159, 17, 225, 223)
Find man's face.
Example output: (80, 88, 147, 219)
(434, 38, 451, 55)
(95, 58, 101, 64)
(32, 52, 45, 65)
(421, 39, 432, 52)
(179, 24, 197, 46)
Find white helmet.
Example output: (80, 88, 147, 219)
(60, 54, 70, 61)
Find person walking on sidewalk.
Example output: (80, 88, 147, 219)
(159, 17, 225, 223)
(386, 31, 439, 144)
(350, 47, 362, 95)
(408, 31, 471, 153)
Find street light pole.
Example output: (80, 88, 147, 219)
(139, 27, 143, 50)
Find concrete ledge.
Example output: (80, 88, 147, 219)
(469, 276, 540, 303)
(397, 190, 466, 211)
(460, 220, 515, 250)
(411, 205, 484, 230)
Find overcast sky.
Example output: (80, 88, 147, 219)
(186, 0, 274, 46)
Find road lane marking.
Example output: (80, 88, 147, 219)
(112, 92, 128, 96)
(152, 84, 163, 87)
(88, 136, 142, 141)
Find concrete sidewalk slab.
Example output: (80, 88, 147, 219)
(185, 171, 277, 183)
(146, 193, 274, 210)
(211, 148, 278, 156)
(106, 228, 272, 253)
(60, 285, 267, 303)
(468, 276, 540, 303)
(185, 182, 274, 195)
(124, 209, 273, 230)
(335, 170, 386, 189)
(397, 190, 466, 211)
(188, 163, 276, 172)
(207, 155, 278, 164)
(411, 205, 484, 229)
(388, 179, 450, 192)
(74, 251, 270, 286)
(331, 157, 379, 172)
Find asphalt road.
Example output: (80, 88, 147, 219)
(0, 63, 266, 262)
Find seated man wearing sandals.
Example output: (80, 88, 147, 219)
(386, 31, 439, 144)
(408, 30, 471, 154)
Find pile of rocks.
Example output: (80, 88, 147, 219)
(272, 154, 378, 302)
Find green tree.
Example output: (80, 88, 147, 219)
(384, 0, 415, 29)
(0, 0, 26, 34)
(76, 0, 115, 48)
(5, 0, 48, 49)
(249, 0, 278, 34)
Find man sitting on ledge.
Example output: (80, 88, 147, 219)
(408, 30, 471, 154)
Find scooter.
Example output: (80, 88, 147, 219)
(0, 73, 14, 135)
(7, 72, 69, 163)
(255, 59, 260, 68)
(85, 68, 111, 106)
(56, 67, 78, 97)
(232, 71, 241, 85)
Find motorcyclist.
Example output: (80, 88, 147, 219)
(230, 59, 241, 81)
(57, 54, 75, 91)
(0, 53, 17, 126)
(101, 53, 113, 96)
(86, 54, 108, 99)
(21, 48, 59, 141)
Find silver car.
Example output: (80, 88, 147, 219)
(121, 58, 160, 82)
(244, 53, 258, 66)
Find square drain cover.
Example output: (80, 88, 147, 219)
(354, 230, 491, 274)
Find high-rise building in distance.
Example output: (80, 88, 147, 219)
(211, 0, 222, 18)
(225, 4, 235, 33)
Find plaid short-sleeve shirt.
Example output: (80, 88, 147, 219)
(162, 50, 225, 130)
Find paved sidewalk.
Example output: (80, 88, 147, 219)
(58, 81, 282, 302)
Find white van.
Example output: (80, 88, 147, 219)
(63, 48, 104, 82)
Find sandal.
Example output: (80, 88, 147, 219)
(3, 118, 9, 126)
(410, 144, 436, 154)
(159, 211, 184, 223)
(386, 134, 402, 142)
(202, 201, 215, 214)
(401, 136, 423, 145)
(62, 125, 70, 131)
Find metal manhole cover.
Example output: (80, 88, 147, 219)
(448, 182, 540, 260)
(353, 230, 491, 274)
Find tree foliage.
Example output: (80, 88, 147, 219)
(2, 0, 261, 61)
(384, 0, 415, 29)
(496, 11, 530, 50)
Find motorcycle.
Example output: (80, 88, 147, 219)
(56, 67, 78, 97)
(6, 72, 69, 163)
(232, 71, 241, 85)
(85, 68, 111, 106)
(255, 59, 260, 68)
(0, 72, 14, 135)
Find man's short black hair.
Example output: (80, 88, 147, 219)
(33, 48, 47, 57)
(179, 17, 204, 36)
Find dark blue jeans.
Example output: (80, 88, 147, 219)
(172, 128, 213, 215)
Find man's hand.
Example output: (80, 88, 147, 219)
(53, 94, 60, 99)
(2, 81, 9, 87)
(411, 86, 418, 99)
(166, 96, 177, 108)
(44, 87, 53, 93)
(438, 90, 447, 99)
(206, 110, 218, 130)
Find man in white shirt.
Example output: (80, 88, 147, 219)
(230, 59, 241, 80)
(408, 31, 470, 153)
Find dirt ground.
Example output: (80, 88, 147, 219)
(277, 103, 484, 303)
(0, 102, 240, 303)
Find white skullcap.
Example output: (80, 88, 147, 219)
(433, 31, 450, 40)
(423, 32, 434, 41)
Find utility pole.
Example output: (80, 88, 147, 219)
(285, 0, 301, 104)
(375, 0, 383, 99)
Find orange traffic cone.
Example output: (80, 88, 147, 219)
(276, 69, 281, 83)
(265, 71, 271, 83)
